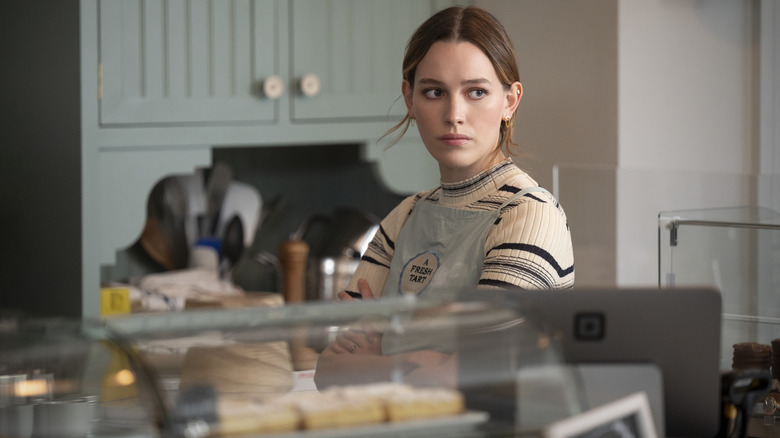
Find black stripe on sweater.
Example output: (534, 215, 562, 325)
(483, 257, 554, 288)
(479, 278, 522, 288)
(478, 277, 575, 290)
(488, 243, 575, 278)
(446, 162, 515, 196)
(360, 254, 390, 269)
(498, 184, 547, 204)
(489, 188, 548, 225)
(377, 224, 395, 251)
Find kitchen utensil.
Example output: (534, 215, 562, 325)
(298, 207, 378, 258)
(140, 218, 175, 270)
(204, 163, 232, 238)
(171, 171, 207, 250)
(311, 257, 362, 301)
(220, 215, 244, 278)
(215, 181, 262, 249)
(140, 177, 190, 270)
(278, 239, 309, 303)
(296, 207, 379, 300)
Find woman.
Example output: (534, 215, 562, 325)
(315, 5, 574, 388)
(347, 6, 573, 300)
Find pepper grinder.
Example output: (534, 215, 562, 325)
(278, 238, 317, 370)
(277, 239, 309, 304)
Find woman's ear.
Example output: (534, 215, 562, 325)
(402, 80, 414, 118)
(504, 82, 523, 117)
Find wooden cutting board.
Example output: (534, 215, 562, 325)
(184, 292, 284, 310)
(179, 341, 294, 395)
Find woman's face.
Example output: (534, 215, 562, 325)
(403, 41, 522, 183)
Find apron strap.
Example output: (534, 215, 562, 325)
(498, 186, 553, 210)
(421, 187, 442, 202)
(421, 186, 551, 215)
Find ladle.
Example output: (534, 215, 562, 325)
(220, 215, 244, 279)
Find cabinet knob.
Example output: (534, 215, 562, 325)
(262, 75, 285, 100)
(299, 73, 321, 98)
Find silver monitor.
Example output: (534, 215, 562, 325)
(461, 287, 722, 438)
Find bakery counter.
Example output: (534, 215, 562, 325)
(0, 294, 584, 437)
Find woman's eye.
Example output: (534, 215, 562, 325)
(423, 88, 443, 98)
(468, 89, 487, 99)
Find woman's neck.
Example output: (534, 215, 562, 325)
(438, 151, 508, 183)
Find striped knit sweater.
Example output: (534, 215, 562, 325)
(345, 159, 575, 297)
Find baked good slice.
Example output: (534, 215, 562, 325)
(216, 396, 300, 435)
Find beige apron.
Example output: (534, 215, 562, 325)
(382, 186, 551, 297)
(380, 186, 551, 354)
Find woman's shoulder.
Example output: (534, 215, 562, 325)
(497, 163, 542, 193)
(498, 169, 569, 223)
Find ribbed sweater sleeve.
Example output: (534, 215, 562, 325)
(480, 191, 575, 289)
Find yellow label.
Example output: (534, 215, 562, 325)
(100, 287, 131, 317)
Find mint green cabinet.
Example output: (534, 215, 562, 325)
(98, 0, 458, 126)
(290, 0, 431, 121)
(99, 0, 279, 125)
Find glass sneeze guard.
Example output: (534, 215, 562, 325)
(2, 293, 586, 437)
(659, 206, 780, 371)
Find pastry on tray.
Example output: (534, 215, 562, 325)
(213, 382, 466, 435)
(217, 396, 300, 435)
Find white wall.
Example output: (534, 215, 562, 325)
(760, 0, 780, 214)
(617, 0, 759, 285)
(479, 0, 771, 287)
(619, 1, 755, 174)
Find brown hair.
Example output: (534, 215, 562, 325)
(384, 6, 521, 155)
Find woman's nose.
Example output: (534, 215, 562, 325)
(445, 97, 465, 125)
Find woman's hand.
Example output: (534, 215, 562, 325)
(403, 352, 458, 388)
(337, 278, 376, 301)
(330, 329, 382, 356)
(314, 320, 388, 388)
(402, 350, 452, 369)
(324, 317, 383, 356)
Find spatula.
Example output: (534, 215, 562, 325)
(203, 163, 232, 238)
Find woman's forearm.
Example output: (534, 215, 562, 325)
(313, 348, 454, 389)
(313, 349, 415, 389)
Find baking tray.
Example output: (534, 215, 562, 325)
(258, 411, 490, 438)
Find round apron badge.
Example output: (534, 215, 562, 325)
(399, 251, 440, 295)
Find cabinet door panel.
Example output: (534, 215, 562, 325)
(290, 0, 443, 121)
(100, 0, 278, 126)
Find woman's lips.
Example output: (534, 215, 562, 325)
(438, 134, 471, 146)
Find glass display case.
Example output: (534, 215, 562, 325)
(659, 207, 780, 367)
(659, 206, 780, 438)
(1, 293, 587, 437)
(0, 311, 164, 437)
